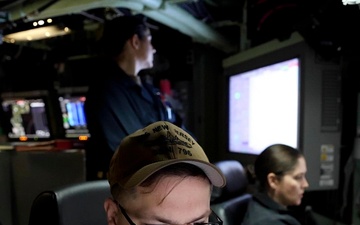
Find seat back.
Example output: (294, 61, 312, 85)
(28, 180, 111, 225)
(211, 160, 251, 225)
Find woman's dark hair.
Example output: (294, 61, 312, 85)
(100, 15, 149, 57)
(254, 144, 303, 191)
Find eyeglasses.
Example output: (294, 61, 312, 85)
(118, 204, 223, 225)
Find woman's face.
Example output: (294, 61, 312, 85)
(271, 157, 309, 207)
(137, 29, 156, 70)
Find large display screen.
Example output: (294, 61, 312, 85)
(228, 57, 299, 155)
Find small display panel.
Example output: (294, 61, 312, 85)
(1, 92, 51, 141)
(58, 95, 89, 139)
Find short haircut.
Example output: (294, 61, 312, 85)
(100, 15, 149, 57)
(114, 163, 210, 202)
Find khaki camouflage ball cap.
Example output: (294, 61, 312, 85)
(108, 121, 226, 189)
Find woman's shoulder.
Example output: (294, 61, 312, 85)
(242, 196, 301, 225)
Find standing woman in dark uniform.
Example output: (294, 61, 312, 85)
(85, 15, 180, 180)
(242, 144, 312, 225)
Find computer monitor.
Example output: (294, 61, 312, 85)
(1, 90, 52, 142)
(228, 57, 299, 155)
(222, 32, 342, 190)
(57, 87, 90, 140)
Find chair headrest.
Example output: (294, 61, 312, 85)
(28, 180, 111, 225)
(211, 160, 248, 203)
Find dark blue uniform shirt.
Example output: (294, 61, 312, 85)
(85, 59, 172, 178)
(242, 193, 302, 225)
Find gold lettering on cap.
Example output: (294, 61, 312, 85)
(174, 129, 192, 143)
(152, 124, 169, 133)
(178, 147, 193, 156)
(154, 131, 194, 158)
(166, 131, 192, 148)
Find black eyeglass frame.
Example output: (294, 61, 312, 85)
(118, 204, 223, 225)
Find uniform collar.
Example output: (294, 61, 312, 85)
(253, 192, 289, 212)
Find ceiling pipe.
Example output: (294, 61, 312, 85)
(5, 0, 234, 53)
(6, 0, 56, 21)
(142, 2, 233, 52)
(0, 0, 28, 11)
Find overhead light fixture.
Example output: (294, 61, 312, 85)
(2, 25, 71, 43)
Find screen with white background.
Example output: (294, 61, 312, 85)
(229, 57, 299, 155)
